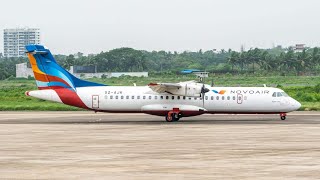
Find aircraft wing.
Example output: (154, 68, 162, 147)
(148, 83, 182, 94)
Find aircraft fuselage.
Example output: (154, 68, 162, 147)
(27, 86, 301, 117)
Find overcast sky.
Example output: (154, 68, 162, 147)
(0, 0, 319, 54)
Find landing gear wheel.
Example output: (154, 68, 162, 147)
(165, 113, 180, 122)
(280, 113, 287, 121)
(173, 113, 180, 121)
(165, 115, 173, 122)
(166, 109, 182, 122)
(173, 117, 180, 122)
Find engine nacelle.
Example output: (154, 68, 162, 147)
(166, 82, 205, 97)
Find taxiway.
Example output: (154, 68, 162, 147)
(0, 111, 319, 179)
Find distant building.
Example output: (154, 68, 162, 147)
(16, 63, 148, 79)
(16, 63, 33, 78)
(181, 69, 208, 82)
(71, 65, 97, 73)
(294, 44, 305, 52)
(69, 66, 148, 79)
(4, 28, 41, 57)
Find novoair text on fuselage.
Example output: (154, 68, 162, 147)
(230, 90, 270, 94)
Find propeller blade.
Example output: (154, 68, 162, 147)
(202, 93, 205, 107)
(200, 84, 210, 107)
(202, 84, 205, 107)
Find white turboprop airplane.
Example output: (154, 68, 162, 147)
(25, 45, 301, 122)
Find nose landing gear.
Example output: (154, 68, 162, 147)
(280, 113, 287, 120)
(165, 108, 182, 122)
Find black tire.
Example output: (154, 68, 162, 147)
(165, 115, 172, 122)
(281, 116, 286, 120)
(166, 113, 181, 122)
(173, 113, 179, 121)
(174, 117, 180, 122)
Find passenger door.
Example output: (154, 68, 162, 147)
(92, 95, 99, 109)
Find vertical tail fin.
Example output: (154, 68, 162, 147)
(25, 45, 105, 90)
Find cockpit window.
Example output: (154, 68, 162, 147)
(273, 91, 289, 97)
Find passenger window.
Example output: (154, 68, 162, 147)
(115, 96, 118, 99)
(172, 96, 174, 100)
(155, 96, 158, 100)
(143, 96, 146, 99)
(149, 96, 152, 100)
(194, 97, 197, 100)
(183, 96, 186, 100)
(104, 95, 108, 99)
(233, 96, 236, 100)
(189, 97, 192, 100)
(160, 96, 163, 99)
(205, 96, 208, 100)
(227, 96, 230, 100)
(244, 96, 247, 100)
(166, 96, 169, 100)
(121, 96, 124, 99)
(132, 96, 135, 99)
(216, 96, 219, 100)
(178, 96, 181, 100)
(211, 96, 214, 100)
(222, 96, 225, 100)
(137, 96, 140, 99)
(126, 96, 129, 99)
(110, 95, 113, 99)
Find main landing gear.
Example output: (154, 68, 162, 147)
(165, 108, 182, 122)
(280, 113, 287, 120)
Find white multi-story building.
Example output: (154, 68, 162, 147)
(3, 28, 41, 57)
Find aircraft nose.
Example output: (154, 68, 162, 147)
(292, 100, 301, 110)
(296, 101, 302, 110)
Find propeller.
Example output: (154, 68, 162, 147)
(201, 83, 210, 107)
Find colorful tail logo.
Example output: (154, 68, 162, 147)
(25, 45, 106, 109)
(212, 90, 226, 95)
(25, 45, 105, 90)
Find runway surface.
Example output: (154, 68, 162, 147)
(0, 111, 320, 179)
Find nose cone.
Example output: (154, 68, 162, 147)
(292, 99, 302, 111)
(296, 101, 302, 110)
